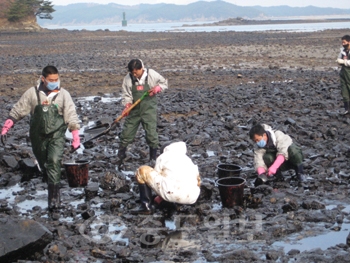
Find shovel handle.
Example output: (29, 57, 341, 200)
(70, 145, 80, 153)
(112, 91, 150, 124)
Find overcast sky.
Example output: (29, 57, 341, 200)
(50, 0, 349, 9)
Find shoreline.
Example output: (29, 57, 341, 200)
(182, 17, 350, 27)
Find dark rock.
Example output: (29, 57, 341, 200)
(284, 118, 296, 126)
(0, 215, 53, 262)
(287, 249, 300, 255)
(81, 209, 95, 220)
(99, 171, 129, 193)
(84, 182, 99, 201)
(266, 251, 279, 260)
(302, 200, 325, 210)
(2, 155, 18, 169)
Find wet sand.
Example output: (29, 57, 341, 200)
(0, 28, 346, 98)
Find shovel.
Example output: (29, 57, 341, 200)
(71, 90, 150, 152)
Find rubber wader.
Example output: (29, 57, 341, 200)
(340, 66, 350, 114)
(119, 71, 159, 156)
(29, 88, 67, 211)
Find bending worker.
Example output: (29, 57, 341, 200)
(249, 123, 307, 186)
(131, 141, 201, 214)
(0, 65, 80, 212)
(117, 58, 168, 166)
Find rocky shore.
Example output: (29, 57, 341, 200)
(1, 28, 350, 262)
(182, 17, 350, 27)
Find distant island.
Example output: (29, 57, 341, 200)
(182, 17, 350, 27)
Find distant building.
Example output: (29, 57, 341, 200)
(122, 12, 127, 27)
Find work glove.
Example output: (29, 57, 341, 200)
(149, 86, 162, 96)
(337, 58, 345, 65)
(71, 130, 80, 150)
(122, 103, 132, 117)
(1, 119, 14, 145)
(257, 167, 266, 175)
(267, 155, 285, 176)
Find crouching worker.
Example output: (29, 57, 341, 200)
(249, 124, 307, 186)
(0, 66, 80, 213)
(130, 141, 201, 215)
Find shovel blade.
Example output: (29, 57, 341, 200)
(84, 123, 110, 134)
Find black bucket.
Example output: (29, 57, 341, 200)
(64, 160, 89, 187)
(216, 177, 246, 208)
(217, 163, 242, 179)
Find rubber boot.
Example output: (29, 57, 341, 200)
(48, 183, 61, 212)
(295, 164, 307, 183)
(130, 184, 154, 215)
(149, 147, 158, 161)
(342, 101, 349, 115)
(116, 147, 127, 169)
(42, 171, 48, 183)
(149, 147, 157, 167)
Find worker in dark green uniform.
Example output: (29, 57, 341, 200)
(1, 66, 80, 214)
(117, 59, 168, 166)
(337, 35, 350, 115)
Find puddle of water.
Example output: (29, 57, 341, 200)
(165, 219, 177, 230)
(0, 184, 48, 214)
(120, 170, 135, 181)
(326, 205, 337, 210)
(157, 231, 200, 251)
(16, 195, 48, 214)
(206, 150, 215, 157)
(69, 200, 85, 208)
(77, 95, 121, 103)
(212, 203, 222, 211)
(0, 184, 24, 202)
(79, 215, 129, 245)
(273, 223, 350, 253)
(325, 203, 350, 214)
(342, 206, 350, 214)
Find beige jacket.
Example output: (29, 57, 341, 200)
(121, 68, 168, 106)
(253, 124, 293, 170)
(9, 83, 80, 131)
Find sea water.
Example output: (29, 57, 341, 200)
(42, 21, 350, 33)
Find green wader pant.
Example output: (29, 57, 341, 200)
(340, 66, 350, 103)
(29, 89, 66, 185)
(119, 79, 159, 149)
(263, 143, 303, 172)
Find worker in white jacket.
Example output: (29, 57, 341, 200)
(130, 141, 201, 214)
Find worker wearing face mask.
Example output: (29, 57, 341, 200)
(249, 124, 307, 187)
(0, 65, 80, 215)
(336, 35, 350, 115)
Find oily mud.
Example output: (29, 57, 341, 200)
(1, 29, 350, 262)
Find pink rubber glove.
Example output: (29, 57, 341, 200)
(1, 119, 14, 135)
(71, 130, 80, 149)
(257, 167, 266, 175)
(122, 103, 132, 117)
(268, 155, 285, 176)
(149, 86, 162, 96)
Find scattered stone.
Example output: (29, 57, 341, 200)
(0, 215, 53, 262)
